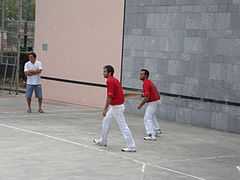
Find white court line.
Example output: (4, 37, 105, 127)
(46, 109, 101, 113)
(0, 109, 101, 115)
(156, 155, 239, 163)
(237, 166, 240, 171)
(141, 164, 146, 180)
(141, 163, 146, 173)
(0, 111, 101, 119)
(146, 163, 206, 180)
(0, 123, 206, 180)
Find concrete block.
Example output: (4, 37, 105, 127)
(207, 5, 219, 13)
(143, 50, 169, 59)
(228, 114, 240, 133)
(157, 81, 170, 93)
(184, 37, 207, 53)
(201, 13, 216, 30)
(191, 110, 212, 128)
(146, 13, 185, 29)
(130, 28, 143, 35)
(168, 6, 181, 13)
(233, 0, 240, 4)
(176, 107, 192, 123)
(168, 32, 185, 52)
(170, 83, 184, 94)
(215, 39, 240, 56)
(217, 3, 231, 13)
(143, 58, 161, 74)
(194, 60, 210, 80)
(168, 60, 179, 76)
(152, 0, 177, 6)
(215, 13, 230, 30)
(144, 36, 168, 51)
(185, 29, 208, 38)
(185, 13, 202, 29)
(209, 63, 222, 80)
(184, 77, 199, 96)
(158, 100, 178, 120)
(125, 35, 145, 50)
(176, 0, 201, 5)
(232, 64, 240, 84)
(157, 60, 169, 75)
(211, 112, 229, 131)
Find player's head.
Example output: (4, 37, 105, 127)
(140, 69, 149, 80)
(28, 52, 37, 63)
(103, 65, 114, 78)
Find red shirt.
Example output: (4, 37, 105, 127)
(143, 79, 160, 102)
(106, 76, 124, 105)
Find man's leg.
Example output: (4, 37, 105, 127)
(144, 103, 156, 140)
(26, 98, 32, 112)
(38, 98, 43, 113)
(112, 105, 136, 151)
(35, 85, 43, 113)
(152, 115, 160, 131)
(25, 85, 33, 113)
(153, 115, 161, 136)
(152, 101, 161, 134)
(94, 107, 113, 146)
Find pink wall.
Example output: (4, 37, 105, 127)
(35, 0, 125, 107)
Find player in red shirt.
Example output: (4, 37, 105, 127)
(93, 65, 136, 152)
(138, 69, 161, 141)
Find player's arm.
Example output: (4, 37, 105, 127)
(30, 69, 42, 75)
(103, 80, 113, 117)
(24, 68, 34, 76)
(30, 62, 43, 75)
(124, 92, 142, 98)
(24, 68, 42, 76)
(137, 96, 149, 109)
(137, 83, 150, 109)
(24, 64, 32, 76)
(103, 96, 112, 117)
(24, 70, 32, 76)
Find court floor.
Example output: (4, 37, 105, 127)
(0, 93, 240, 180)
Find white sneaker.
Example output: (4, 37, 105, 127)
(93, 139, 107, 147)
(155, 129, 162, 137)
(121, 147, 136, 152)
(144, 134, 157, 141)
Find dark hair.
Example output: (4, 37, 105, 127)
(28, 52, 37, 58)
(141, 69, 150, 78)
(104, 65, 114, 75)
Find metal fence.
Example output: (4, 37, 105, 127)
(0, 55, 17, 93)
(0, 0, 35, 93)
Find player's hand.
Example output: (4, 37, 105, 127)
(102, 109, 108, 117)
(137, 104, 142, 109)
(27, 71, 33, 76)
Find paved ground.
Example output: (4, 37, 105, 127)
(0, 91, 240, 180)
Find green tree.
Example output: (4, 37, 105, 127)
(23, 0, 35, 21)
(6, 0, 17, 20)
(5, 0, 35, 21)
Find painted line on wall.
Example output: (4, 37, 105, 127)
(41, 76, 240, 107)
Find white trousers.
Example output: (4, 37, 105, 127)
(100, 104, 136, 148)
(144, 100, 160, 135)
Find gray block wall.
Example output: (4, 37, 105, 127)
(122, 0, 240, 133)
